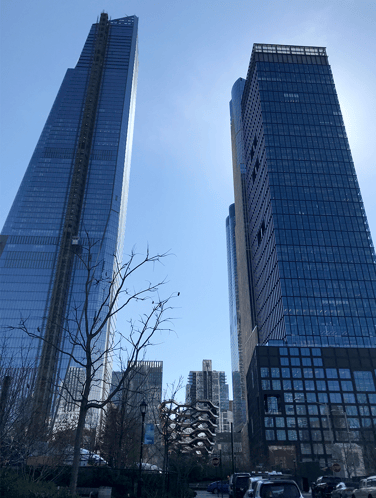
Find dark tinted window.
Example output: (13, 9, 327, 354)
(260, 483, 300, 498)
(236, 477, 250, 487)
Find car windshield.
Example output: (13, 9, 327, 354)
(260, 483, 300, 498)
(237, 477, 250, 487)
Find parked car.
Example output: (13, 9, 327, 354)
(207, 481, 230, 494)
(352, 476, 376, 498)
(243, 476, 265, 498)
(229, 473, 251, 498)
(251, 479, 303, 498)
(331, 482, 358, 498)
(64, 448, 107, 467)
(312, 477, 342, 498)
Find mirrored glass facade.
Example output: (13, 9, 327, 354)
(227, 77, 257, 434)
(249, 345, 375, 471)
(0, 14, 139, 422)
(238, 44, 376, 349)
(231, 44, 376, 469)
(226, 204, 247, 431)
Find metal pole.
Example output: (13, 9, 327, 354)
(324, 402, 334, 470)
(231, 422, 235, 474)
(339, 407, 354, 477)
(220, 449, 224, 497)
(325, 403, 334, 446)
(344, 410, 355, 476)
(137, 400, 147, 498)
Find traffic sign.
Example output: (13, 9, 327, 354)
(332, 463, 341, 473)
(212, 456, 220, 467)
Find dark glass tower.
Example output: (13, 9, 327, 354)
(0, 14, 139, 426)
(235, 44, 376, 350)
(226, 204, 247, 432)
(229, 44, 376, 470)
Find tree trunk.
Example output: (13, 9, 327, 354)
(70, 397, 88, 495)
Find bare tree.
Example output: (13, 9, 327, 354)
(156, 378, 185, 497)
(13, 245, 175, 494)
(0, 341, 76, 489)
(98, 401, 140, 468)
(98, 361, 167, 472)
(0, 340, 37, 468)
(97, 368, 146, 468)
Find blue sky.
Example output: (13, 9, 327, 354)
(1, 0, 376, 401)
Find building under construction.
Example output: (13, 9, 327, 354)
(0, 13, 139, 430)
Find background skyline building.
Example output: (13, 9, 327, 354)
(229, 43, 376, 469)
(0, 13, 139, 427)
(186, 359, 231, 432)
(112, 361, 163, 419)
(105, 361, 162, 467)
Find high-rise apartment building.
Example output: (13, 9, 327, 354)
(229, 44, 376, 471)
(0, 13, 139, 427)
(186, 360, 230, 432)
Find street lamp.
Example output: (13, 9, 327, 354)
(137, 399, 148, 498)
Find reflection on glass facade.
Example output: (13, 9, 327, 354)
(237, 44, 376, 348)
(228, 77, 257, 434)
(0, 14, 139, 423)
(249, 345, 376, 471)
(226, 205, 246, 431)
(231, 43, 376, 470)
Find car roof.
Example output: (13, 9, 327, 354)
(319, 476, 341, 480)
(258, 480, 299, 485)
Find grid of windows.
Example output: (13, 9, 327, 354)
(253, 346, 376, 462)
(0, 16, 139, 421)
(240, 44, 376, 348)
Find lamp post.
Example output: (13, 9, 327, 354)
(137, 399, 148, 498)
(231, 422, 235, 474)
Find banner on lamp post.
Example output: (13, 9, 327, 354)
(144, 424, 154, 444)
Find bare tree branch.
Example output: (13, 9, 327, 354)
(7, 246, 176, 494)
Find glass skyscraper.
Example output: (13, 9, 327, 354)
(0, 13, 139, 426)
(231, 43, 376, 351)
(226, 204, 247, 432)
(229, 44, 376, 470)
